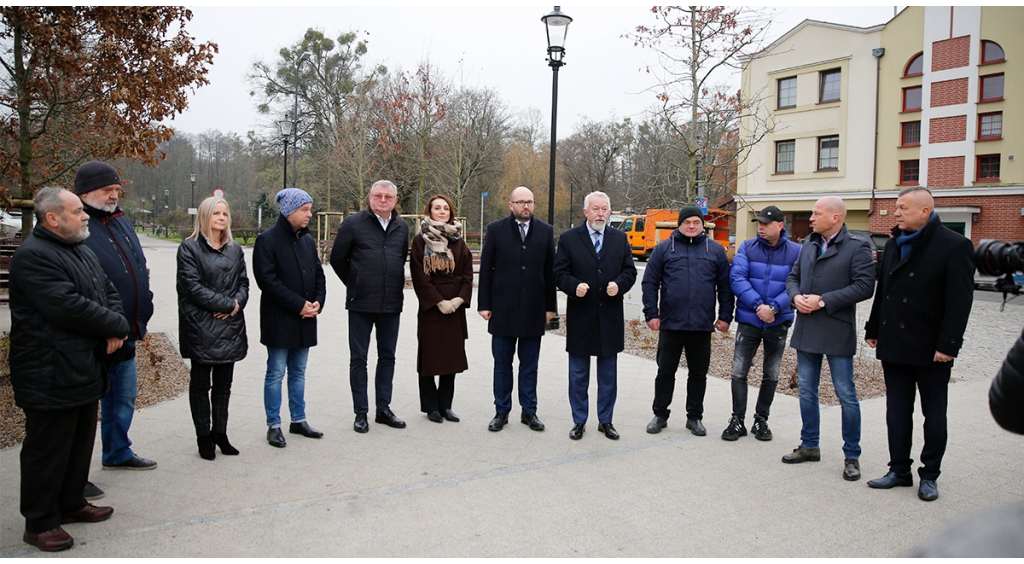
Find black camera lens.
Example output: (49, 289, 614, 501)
(975, 239, 1024, 277)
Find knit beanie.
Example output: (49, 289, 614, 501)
(74, 161, 120, 195)
(677, 205, 703, 226)
(276, 188, 313, 218)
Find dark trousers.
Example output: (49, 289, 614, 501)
(568, 354, 617, 425)
(491, 335, 541, 415)
(189, 362, 235, 436)
(21, 402, 96, 533)
(730, 322, 789, 420)
(653, 329, 711, 420)
(882, 361, 950, 481)
(348, 311, 400, 414)
(419, 374, 455, 413)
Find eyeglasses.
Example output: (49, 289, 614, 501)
(511, 200, 535, 207)
(370, 193, 396, 201)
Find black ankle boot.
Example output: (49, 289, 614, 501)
(197, 435, 216, 460)
(211, 433, 239, 455)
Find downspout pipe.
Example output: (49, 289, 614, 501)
(870, 47, 885, 218)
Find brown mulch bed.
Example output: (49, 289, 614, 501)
(0, 332, 190, 449)
(553, 318, 887, 406)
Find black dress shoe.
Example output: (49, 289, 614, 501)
(521, 413, 545, 431)
(647, 416, 667, 434)
(685, 418, 707, 436)
(918, 479, 939, 501)
(289, 421, 324, 438)
(353, 414, 369, 434)
(442, 409, 460, 422)
(375, 409, 407, 428)
(427, 411, 443, 423)
(267, 427, 286, 448)
(569, 423, 585, 440)
(488, 413, 509, 432)
(597, 422, 620, 440)
(867, 471, 913, 489)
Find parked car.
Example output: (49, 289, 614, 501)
(849, 230, 890, 277)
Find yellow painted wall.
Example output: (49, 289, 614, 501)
(979, 6, 1023, 184)
(877, 7, 924, 193)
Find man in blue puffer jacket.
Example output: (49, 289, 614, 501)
(642, 206, 734, 436)
(721, 206, 801, 442)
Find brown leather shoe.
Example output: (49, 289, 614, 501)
(781, 446, 821, 464)
(60, 503, 113, 524)
(23, 527, 73, 552)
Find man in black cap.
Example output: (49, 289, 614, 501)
(74, 161, 156, 480)
(641, 205, 734, 436)
(721, 206, 801, 442)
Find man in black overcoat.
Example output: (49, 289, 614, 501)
(10, 187, 129, 551)
(864, 187, 975, 502)
(253, 188, 327, 447)
(554, 191, 636, 440)
(477, 186, 557, 432)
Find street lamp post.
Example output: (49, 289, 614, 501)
(292, 52, 310, 188)
(278, 118, 292, 189)
(189, 172, 196, 212)
(542, 6, 572, 330)
(542, 6, 572, 230)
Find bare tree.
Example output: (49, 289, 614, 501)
(629, 6, 775, 206)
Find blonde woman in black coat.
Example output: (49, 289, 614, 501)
(177, 196, 249, 460)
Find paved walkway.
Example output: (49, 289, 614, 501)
(2, 234, 1022, 557)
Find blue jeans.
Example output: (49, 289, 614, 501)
(492, 336, 541, 415)
(568, 354, 617, 425)
(264, 347, 309, 429)
(100, 359, 137, 466)
(730, 322, 789, 420)
(348, 311, 400, 414)
(797, 350, 861, 459)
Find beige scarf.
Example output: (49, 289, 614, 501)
(421, 217, 462, 274)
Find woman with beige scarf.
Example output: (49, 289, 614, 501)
(410, 194, 475, 423)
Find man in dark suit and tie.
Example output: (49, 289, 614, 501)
(554, 191, 637, 440)
(478, 186, 557, 432)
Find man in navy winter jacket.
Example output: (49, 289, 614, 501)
(721, 206, 800, 442)
(642, 205, 734, 436)
(75, 161, 157, 478)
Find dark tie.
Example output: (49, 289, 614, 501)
(519, 223, 526, 242)
(593, 231, 602, 257)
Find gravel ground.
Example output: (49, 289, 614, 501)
(0, 332, 189, 449)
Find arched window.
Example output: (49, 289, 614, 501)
(981, 40, 1005, 64)
(904, 53, 923, 77)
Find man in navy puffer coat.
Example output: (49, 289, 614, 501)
(721, 206, 800, 442)
(642, 206, 734, 436)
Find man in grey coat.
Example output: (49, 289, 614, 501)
(783, 196, 875, 482)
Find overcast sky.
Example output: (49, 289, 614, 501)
(166, 5, 901, 139)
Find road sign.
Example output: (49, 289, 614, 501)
(696, 197, 708, 214)
(213, 188, 225, 198)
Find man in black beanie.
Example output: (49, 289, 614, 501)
(641, 205, 734, 436)
(74, 161, 157, 482)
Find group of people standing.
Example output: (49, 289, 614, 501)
(8, 157, 983, 552)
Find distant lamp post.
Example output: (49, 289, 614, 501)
(292, 52, 311, 188)
(542, 5, 571, 331)
(189, 172, 196, 213)
(278, 118, 293, 189)
(164, 189, 169, 212)
(542, 6, 571, 229)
